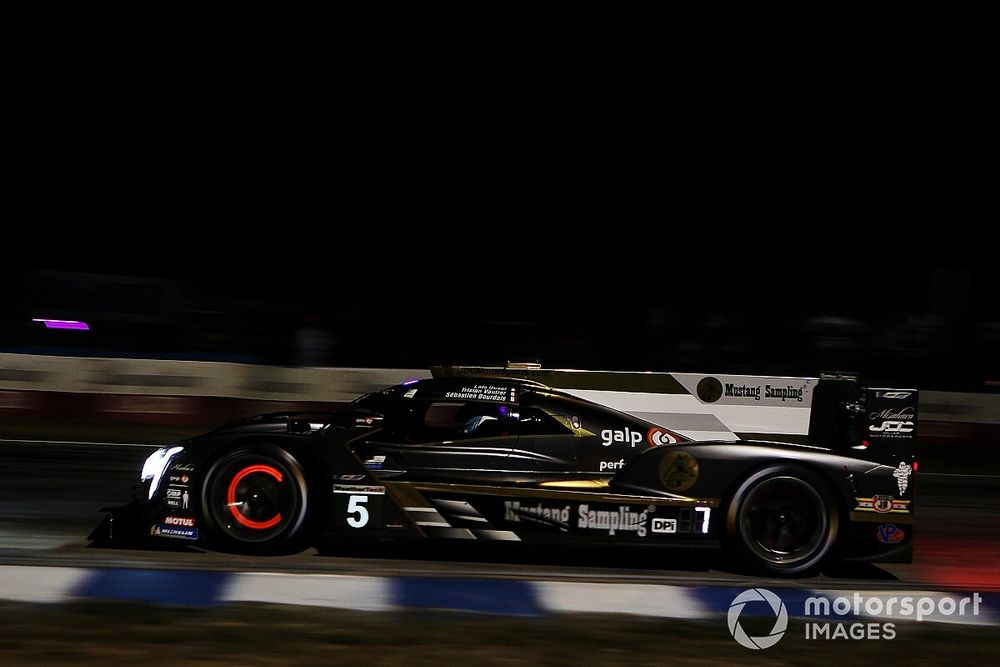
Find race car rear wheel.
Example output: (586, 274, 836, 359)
(727, 464, 839, 575)
(202, 445, 310, 552)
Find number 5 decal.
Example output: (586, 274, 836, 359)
(333, 484, 384, 529)
(347, 495, 369, 528)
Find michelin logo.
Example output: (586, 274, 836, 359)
(151, 524, 199, 540)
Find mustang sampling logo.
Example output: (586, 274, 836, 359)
(728, 588, 788, 650)
(724, 383, 805, 402)
(577, 504, 652, 537)
(504, 501, 571, 528)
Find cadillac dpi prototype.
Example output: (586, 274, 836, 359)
(92, 370, 917, 574)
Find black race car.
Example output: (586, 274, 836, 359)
(92, 375, 916, 574)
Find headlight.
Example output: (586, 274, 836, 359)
(141, 446, 184, 500)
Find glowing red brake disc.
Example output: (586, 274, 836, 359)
(226, 464, 284, 530)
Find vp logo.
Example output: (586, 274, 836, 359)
(728, 588, 788, 650)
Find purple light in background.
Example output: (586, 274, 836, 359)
(402, 378, 420, 385)
(32, 319, 90, 331)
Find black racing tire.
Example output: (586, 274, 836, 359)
(201, 444, 310, 554)
(725, 464, 839, 575)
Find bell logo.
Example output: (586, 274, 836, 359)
(728, 588, 788, 650)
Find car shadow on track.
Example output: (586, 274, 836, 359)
(819, 561, 900, 581)
(82, 538, 900, 582)
(86, 538, 204, 554)
(313, 541, 900, 582)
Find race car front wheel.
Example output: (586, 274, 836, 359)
(202, 445, 310, 552)
(726, 464, 839, 575)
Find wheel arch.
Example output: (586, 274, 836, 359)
(197, 436, 324, 551)
(719, 457, 846, 574)
(721, 458, 848, 539)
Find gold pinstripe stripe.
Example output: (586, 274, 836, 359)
(387, 481, 720, 508)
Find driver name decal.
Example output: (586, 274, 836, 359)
(445, 384, 514, 402)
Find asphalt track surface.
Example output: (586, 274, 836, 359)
(2, 439, 998, 591)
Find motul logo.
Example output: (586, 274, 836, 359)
(164, 516, 195, 527)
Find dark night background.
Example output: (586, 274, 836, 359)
(3, 264, 998, 392)
(3, 50, 989, 392)
(1, 32, 998, 667)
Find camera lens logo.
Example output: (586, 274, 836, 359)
(728, 588, 788, 650)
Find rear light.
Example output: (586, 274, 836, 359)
(913, 461, 919, 472)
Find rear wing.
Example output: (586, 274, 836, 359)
(431, 365, 917, 465)
(807, 375, 918, 465)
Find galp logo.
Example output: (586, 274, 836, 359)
(600, 428, 644, 447)
(647, 427, 682, 447)
(728, 588, 788, 650)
